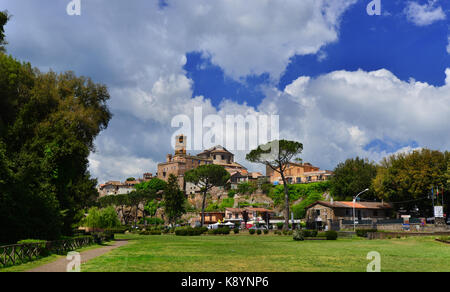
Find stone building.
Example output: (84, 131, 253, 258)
(305, 200, 393, 230)
(267, 162, 333, 185)
(98, 180, 137, 197)
(158, 135, 248, 192)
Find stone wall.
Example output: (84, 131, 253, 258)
(368, 230, 450, 240)
(342, 223, 449, 233)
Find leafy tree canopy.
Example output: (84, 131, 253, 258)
(246, 139, 303, 230)
(185, 164, 230, 226)
(135, 177, 167, 197)
(330, 157, 377, 201)
(0, 11, 9, 52)
(373, 149, 449, 216)
(0, 52, 111, 243)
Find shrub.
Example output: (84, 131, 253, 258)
(256, 229, 262, 235)
(139, 229, 162, 235)
(17, 239, 47, 246)
(17, 239, 48, 255)
(302, 229, 318, 237)
(217, 227, 230, 235)
(263, 229, 269, 235)
(325, 230, 338, 240)
(233, 228, 239, 234)
(175, 227, 207, 236)
(356, 229, 377, 238)
(276, 223, 284, 230)
(104, 226, 128, 234)
(293, 230, 305, 241)
(92, 232, 113, 244)
(438, 236, 450, 242)
(175, 228, 188, 236)
(207, 227, 230, 235)
(249, 229, 256, 235)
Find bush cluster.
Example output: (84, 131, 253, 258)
(139, 229, 162, 235)
(175, 227, 208, 236)
(293, 230, 305, 241)
(207, 227, 230, 235)
(302, 230, 318, 238)
(104, 227, 128, 234)
(356, 229, 377, 238)
(325, 230, 338, 240)
(249, 229, 256, 235)
(233, 228, 239, 234)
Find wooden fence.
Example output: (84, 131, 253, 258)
(0, 235, 110, 268)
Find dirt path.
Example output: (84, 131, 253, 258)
(27, 239, 129, 272)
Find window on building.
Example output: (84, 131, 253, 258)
(373, 210, 378, 216)
(316, 210, 320, 216)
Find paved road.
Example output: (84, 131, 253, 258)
(27, 239, 129, 272)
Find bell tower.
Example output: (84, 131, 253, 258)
(175, 134, 186, 156)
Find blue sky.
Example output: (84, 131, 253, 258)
(186, 1, 450, 105)
(2, 0, 449, 182)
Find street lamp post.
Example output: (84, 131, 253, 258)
(353, 188, 370, 232)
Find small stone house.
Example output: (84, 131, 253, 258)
(305, 200, 393, 230)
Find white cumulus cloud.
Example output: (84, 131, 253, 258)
(404, 0, 446, 26)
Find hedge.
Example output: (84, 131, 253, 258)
(356, 229, 377, 238)
(175, 227, 208, 236)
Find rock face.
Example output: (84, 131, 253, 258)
(233, 194, 274, 208)
(187, 188, 228, 209)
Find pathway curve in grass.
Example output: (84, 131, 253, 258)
(27, 239, 129, 272)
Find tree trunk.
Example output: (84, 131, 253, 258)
(280, 171, 290, 231)
(201, 191, 207, 227)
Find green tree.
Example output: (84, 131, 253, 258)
(330, 157, 377, 201)
(144, 199, 160, 219)
(163, 174, 186, 225)
(373, 149, 449, 216)
(81, 206, 120, 229)
(128, 189, 154, 227)
(246, 140, 303, 230)
(185, 165, 230, 226)
(236, 181, 257, 196)
(135, 177, 167, 196)
(0, 52, 111, 243)
(126, 177, 136, 181)
(0, 11, 9, 52)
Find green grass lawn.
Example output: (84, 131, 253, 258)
(81, 234, 450, 272)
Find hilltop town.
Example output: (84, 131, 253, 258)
(97, 135, 333, 226)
